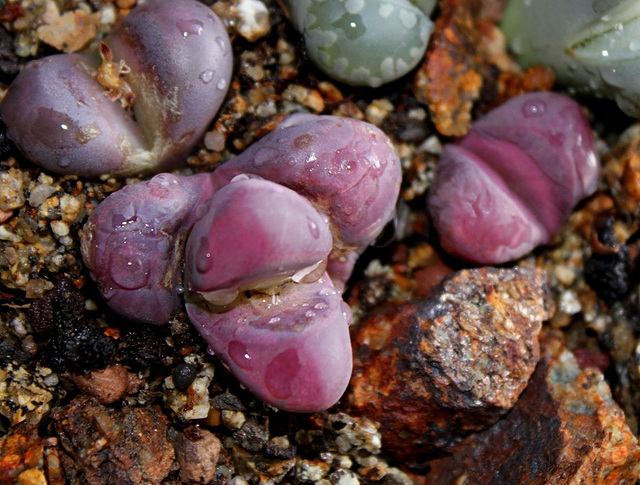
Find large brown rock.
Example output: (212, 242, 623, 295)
(425, 330, 640, 484)
(52, 396, 174, 484)
(344, 267, 553, 467)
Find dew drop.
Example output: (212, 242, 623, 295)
(305, 310, 316, 319)
(199, 69, 215, 84)
(228, 340, 253, 369)
(268, 317, 281, 324)
(286, 156, 296, 167)
(521, 98, 546, 118)
(265, 348, 299, 399)
(216, 36, 228, 54)
(307, 218, 320, 239)
(109, 251, 149, 290)
(318, 287, 337, 296)
(177, 19, 204, 37)
(314, 302, 327, 310)
(195, 236, 214, 273)
(150, 173, 179, 187)
(58, 157, 71, 168)
(216, 78, 227, 90)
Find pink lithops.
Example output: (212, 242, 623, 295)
(81, 173, 215, 325)
(186, 275, 352, 413)
(427, 92, 600, 265)
(1, 0, 232, 177)
(81, 113, 402, 411)
(185, 176, 333, 305)
(212, 113, 402, 287)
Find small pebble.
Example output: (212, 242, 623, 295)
(172, 362, 198, 391)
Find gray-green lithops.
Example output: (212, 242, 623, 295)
(285, 0, 435, 87)
(502, 0, 640, 117)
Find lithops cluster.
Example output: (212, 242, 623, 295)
(81, 114, 402, 412)
(1, 0, 232, 177)
(502, 0, 640, 117)
(427, 92, 600, 265)
(284, 0, 435, 87)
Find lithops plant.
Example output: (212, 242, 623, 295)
(81, 113, 402, 412)
(186, 273, 353, 412)
(1, 0, 232, 177)
(283, 0, 435, 87)
(212, 113, 403, 289)
(502, 0, 640, 117)
(428, 92, 600, 265)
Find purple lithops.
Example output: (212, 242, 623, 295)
(185, 176, 333, 306)
(81, 173, 215, 325)
(427, 92, 600, 265)
(81, 114, 402, 412)
(1, 0, 232, 178)
(212, 113, 402, 288)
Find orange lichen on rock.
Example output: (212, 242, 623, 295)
(413, 0, 485, 136)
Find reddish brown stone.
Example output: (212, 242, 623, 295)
(52, 396, 174, 484)
(425, 331, 640, 484)
(413, 0, 485, 137)
(72, 364, 134, 404)
(344, 267, 553, 467)
(171, 427, 221, 484)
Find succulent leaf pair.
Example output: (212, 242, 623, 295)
(502, 0, 640, 117)
(1, 0, 233, 177)
(284, 0, 435, 87)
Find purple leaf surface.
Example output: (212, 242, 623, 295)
(186, 275, 352, 413)
(427, 92, 600, 265)
(81, 173, 215, 325)
(1, 0, 232, 177)
(185, 176, 333, 305)
(212, 113, 402, 286)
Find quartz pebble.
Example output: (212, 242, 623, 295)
(170, 427, 221, 484)
(345, 266, 553, 466)
(72, 364, 133, 404)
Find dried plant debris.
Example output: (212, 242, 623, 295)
(0, 0, 640, 483)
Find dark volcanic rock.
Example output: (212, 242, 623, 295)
(425, 330, 640, 484)
(344, 266, 553, 467)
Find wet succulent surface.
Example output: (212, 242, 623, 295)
(1, 0, 640, 483)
